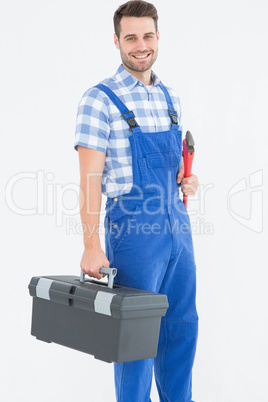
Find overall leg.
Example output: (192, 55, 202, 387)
(105, 203, 173, 402)
(154, 202, 199, 402)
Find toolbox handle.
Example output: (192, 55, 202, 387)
(80, 267, 117, 289)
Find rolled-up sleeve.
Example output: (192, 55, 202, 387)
(74, 87, 110, 153)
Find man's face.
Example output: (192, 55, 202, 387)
(114, 16, 159, 74)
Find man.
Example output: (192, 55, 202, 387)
(74, 1, 199, 401)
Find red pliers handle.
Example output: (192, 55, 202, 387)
(182, 131, 195, 209)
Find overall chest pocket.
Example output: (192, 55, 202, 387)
(138, 151, 181, 191)
(146, 151, 181, 168)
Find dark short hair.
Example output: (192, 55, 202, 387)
(114, 0, 158, 38)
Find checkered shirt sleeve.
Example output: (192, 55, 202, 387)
(74, 87, 110, 153)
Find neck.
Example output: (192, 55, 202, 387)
(122, 63, 152, 86)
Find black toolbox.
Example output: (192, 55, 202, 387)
(28, 268, 168, 363)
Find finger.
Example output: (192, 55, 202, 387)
(94, 273, 103, 280)
(177, 165, 184, 183)
(181, 183, 198, 195)
(181, 181, 199, 191)
(181, 174, 199, 185)
(95, 269, 105, 280)
(84, 270, 103, 280)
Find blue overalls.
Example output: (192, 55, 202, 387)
(96, 83, 198, 402)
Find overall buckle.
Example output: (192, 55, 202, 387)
(168, 109, 178, 125)
(122, 111, 140, 130)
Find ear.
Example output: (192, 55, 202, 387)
(114, 33, 120, 49)
(156, 29, 160, 41)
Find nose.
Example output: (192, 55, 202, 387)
(135, 38, 147, 52)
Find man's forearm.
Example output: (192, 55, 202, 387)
(79, 172, 102, 249)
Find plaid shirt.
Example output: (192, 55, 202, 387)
(74, 64, 182, 198)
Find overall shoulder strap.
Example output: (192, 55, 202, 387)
(159, 83, 179, 126)
(95, 84, 140, 131)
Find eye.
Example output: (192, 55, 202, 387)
(145, 35, 153, 39)
(127, 37, 135, 41)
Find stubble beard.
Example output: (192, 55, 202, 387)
(120, 49, 158, 73)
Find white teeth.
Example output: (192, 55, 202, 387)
(134, 54, 150, 59)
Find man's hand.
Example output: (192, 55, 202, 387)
(80, 244, 110, 280)
(176, 160, 199, 196)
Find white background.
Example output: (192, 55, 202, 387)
(1, 0, 267, 401)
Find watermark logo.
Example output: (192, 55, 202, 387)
(5, 169, 215, 236)
(227, 170, 263, 233)
(5, 170, 80, 226)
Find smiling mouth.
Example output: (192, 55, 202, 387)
(132, 53, 151, 59)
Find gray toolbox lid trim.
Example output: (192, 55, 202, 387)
(33, 277, 116, 316)
(29, 276, 169, 319)
(94, 291, 116, 316)
(35, 278, 54, 300)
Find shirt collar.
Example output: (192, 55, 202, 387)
(114, 64, 161, 90)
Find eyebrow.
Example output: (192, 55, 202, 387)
(123, 32, 156, 39)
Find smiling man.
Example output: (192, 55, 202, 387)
(74, 1, 199, 402)
(114, 16, 159, 77)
